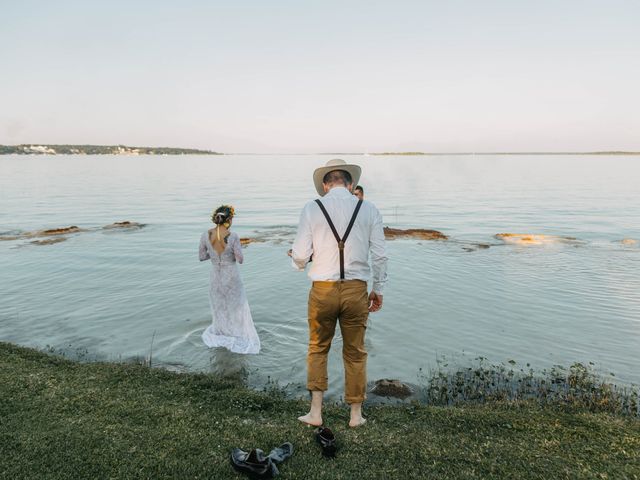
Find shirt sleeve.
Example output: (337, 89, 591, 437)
(291, 203, 313, 271)
(369, 208, 388, 294)
(199, 233, 210, 261)
(232, 234, 244, 264)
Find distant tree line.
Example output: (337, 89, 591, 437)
(0, 144, 221, 155)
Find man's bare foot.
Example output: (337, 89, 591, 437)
(298, 412, 323, 427)
(349, 417, 367, 428)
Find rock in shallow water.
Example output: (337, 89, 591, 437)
(370, 379, 413, 399)
(383, 227, 448, 240)
(30, 237, 68, 245)
(495, 233, 579, 245)
(0, 226, 82, 243)
(1, 222, 145, 244)
(102, 221, 145, 229)
(31, 226, 84, 237)
(462, 243, 492, 252)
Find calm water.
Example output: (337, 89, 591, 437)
(1, 154, 639, 396)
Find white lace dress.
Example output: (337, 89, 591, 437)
(199, 231, 260, 354)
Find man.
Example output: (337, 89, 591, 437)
(289, 158, 387, 428)
(353, 185, 364, 200)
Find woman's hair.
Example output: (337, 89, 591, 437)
(211, 205, 235, 225)
(213, 212, 227, 225)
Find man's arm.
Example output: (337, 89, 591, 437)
(290, 204, 313, 271)
(369, 208, 388, 295)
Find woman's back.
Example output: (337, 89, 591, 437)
(209, 225, 229, 255)
(199, 230, 244, 265)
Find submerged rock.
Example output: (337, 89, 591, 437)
(30, 237, 68, 245)
(240, 236, 271, 246)
(462, 243, 491, 252)
(1, 226, 82, 244)
(370, 379, 413, 399)
(2, 222, 144, 244)
(0, 235, 22, 241)
(30, 226, 84, 237)
(495, 233, 578, 245)
(384, 227, 448, 240)
(102, 221, 145, 229)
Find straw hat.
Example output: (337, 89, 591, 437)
(312, 159, 362, 197)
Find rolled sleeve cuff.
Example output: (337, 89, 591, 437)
(291, 257, 306, 271)
(372, 282, 385, 295)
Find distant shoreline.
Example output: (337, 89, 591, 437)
(1, 144, 638, 156)
(0, 144, 220, 155)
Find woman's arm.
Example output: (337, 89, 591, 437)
(232, 234, 244, 264)
(199, 233, 210, 261)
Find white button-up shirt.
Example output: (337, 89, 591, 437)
(291, 186, 388, 294)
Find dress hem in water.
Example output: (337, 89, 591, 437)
(202, 327, 260, 355)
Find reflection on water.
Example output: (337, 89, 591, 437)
(1, 154, 639, 399)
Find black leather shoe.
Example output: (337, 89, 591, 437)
(230, 448, 273, 478)
(314, 427, 337, 458)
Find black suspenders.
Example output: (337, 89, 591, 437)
(314, 199, 363, 280)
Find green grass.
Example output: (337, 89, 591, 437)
(421, 359, 639, 416)
(1, 342, 639, 479)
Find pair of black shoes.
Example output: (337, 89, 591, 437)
(230, 443, 293, 478)
(314, 427, 337, 458)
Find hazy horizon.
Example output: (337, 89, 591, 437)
(2, 0, 639, 153)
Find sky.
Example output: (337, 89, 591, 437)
(1, 0, 639, 153)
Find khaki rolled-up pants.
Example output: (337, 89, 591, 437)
(306, 279, 369, 404)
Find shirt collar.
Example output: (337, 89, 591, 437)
(324, 186, 353, 198)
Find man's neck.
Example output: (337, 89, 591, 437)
(326, 185, 350, 195)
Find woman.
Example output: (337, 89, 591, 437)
(199, 205, 260, 354)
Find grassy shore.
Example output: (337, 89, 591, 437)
(1, 343, 639, 479)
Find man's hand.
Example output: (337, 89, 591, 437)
(288, 249, 313, 262)
(368, 292, 383, 312)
